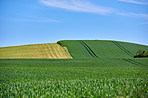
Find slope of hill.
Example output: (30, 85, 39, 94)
(0, 40, 148, 59)
(0, 40, 148, 97)
(58, 40, 148, 59)
(0, 43, 72, 59)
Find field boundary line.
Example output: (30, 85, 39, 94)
(115, 41, 134, 56)
(50, 44, 61, 58)
(128, 59, 146, 66)
(79, 41, 98, 58)
(36, 45, 42, 58)
(79, 41, 94, 57)
(81, 41, 98, 58)
(123, 58, 146, 66)
(62, 46, 72, 58)
(112, 41, 146, 66)
(112, 41, 134, 57)
(45, 44, 56, 58)
(56, 44, 64, 58)
(55, 44, 71, 58)
(44, 45, 51, 58)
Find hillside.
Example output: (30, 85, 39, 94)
(58, 40, 148, 59)
(0, 40, 148, 59)
(0, 40, 148, 97)
(0, 43, 72, 59)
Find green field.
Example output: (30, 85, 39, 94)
(0, 40, 148, 97)
(58, 40, 148, 59)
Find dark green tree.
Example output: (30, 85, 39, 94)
(134, 49, 148, 58)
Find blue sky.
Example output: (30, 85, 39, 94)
(0, 0, 148, 47)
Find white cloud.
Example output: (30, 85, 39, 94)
(8, 16, 60, 23)
(38, 0, 148, 22)
(40, 0, 111, 15)
(118, 0, 148, 5)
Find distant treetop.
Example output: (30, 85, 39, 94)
(134, 49, 148, 58)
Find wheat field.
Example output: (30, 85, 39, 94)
(0, 43, 72, 59)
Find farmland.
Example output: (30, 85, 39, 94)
(58, 40, 148, 59)
(0, 43, 72, 59)
(0, 40, 148, 97)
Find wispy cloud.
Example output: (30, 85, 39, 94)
(118, 0, 148, 5)
(7, 16, 61, 23)
(39, 0, 148, 21)
(40, 0, 112, 15)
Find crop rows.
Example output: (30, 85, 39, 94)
(0, 40, 148, 97)
(0, 59, 148, 94)
(57, 40, 95, 59)
(1, 79, 148, 97)
(0, 43, 72, 59)
(0, 58, 148, 97)
(111, 41, 146, 66)
(112, 41, 134, 57)
(123, 58, 146, 66)
(58, 40, 148, 58)
(79, 41, 98, 58)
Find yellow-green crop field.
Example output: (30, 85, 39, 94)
(0, 43, 72, 59)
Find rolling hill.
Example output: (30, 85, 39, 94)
(0, 43, 72, 59)
(58, 40, 148, 59)
(0, 40, 148, 97)
(1, 40, 147, 59)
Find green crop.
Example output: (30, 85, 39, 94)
(0, 59, 148, 97)
(0, 40, 148, 97)
(1, 79, 148, 97)
(58, 40, 148, 59)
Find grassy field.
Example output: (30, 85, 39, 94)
(0, 40, 148, 97)
(58, 40, 148, 59)
(0, 59, 148, 97)
(0, 43, 72, 59)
